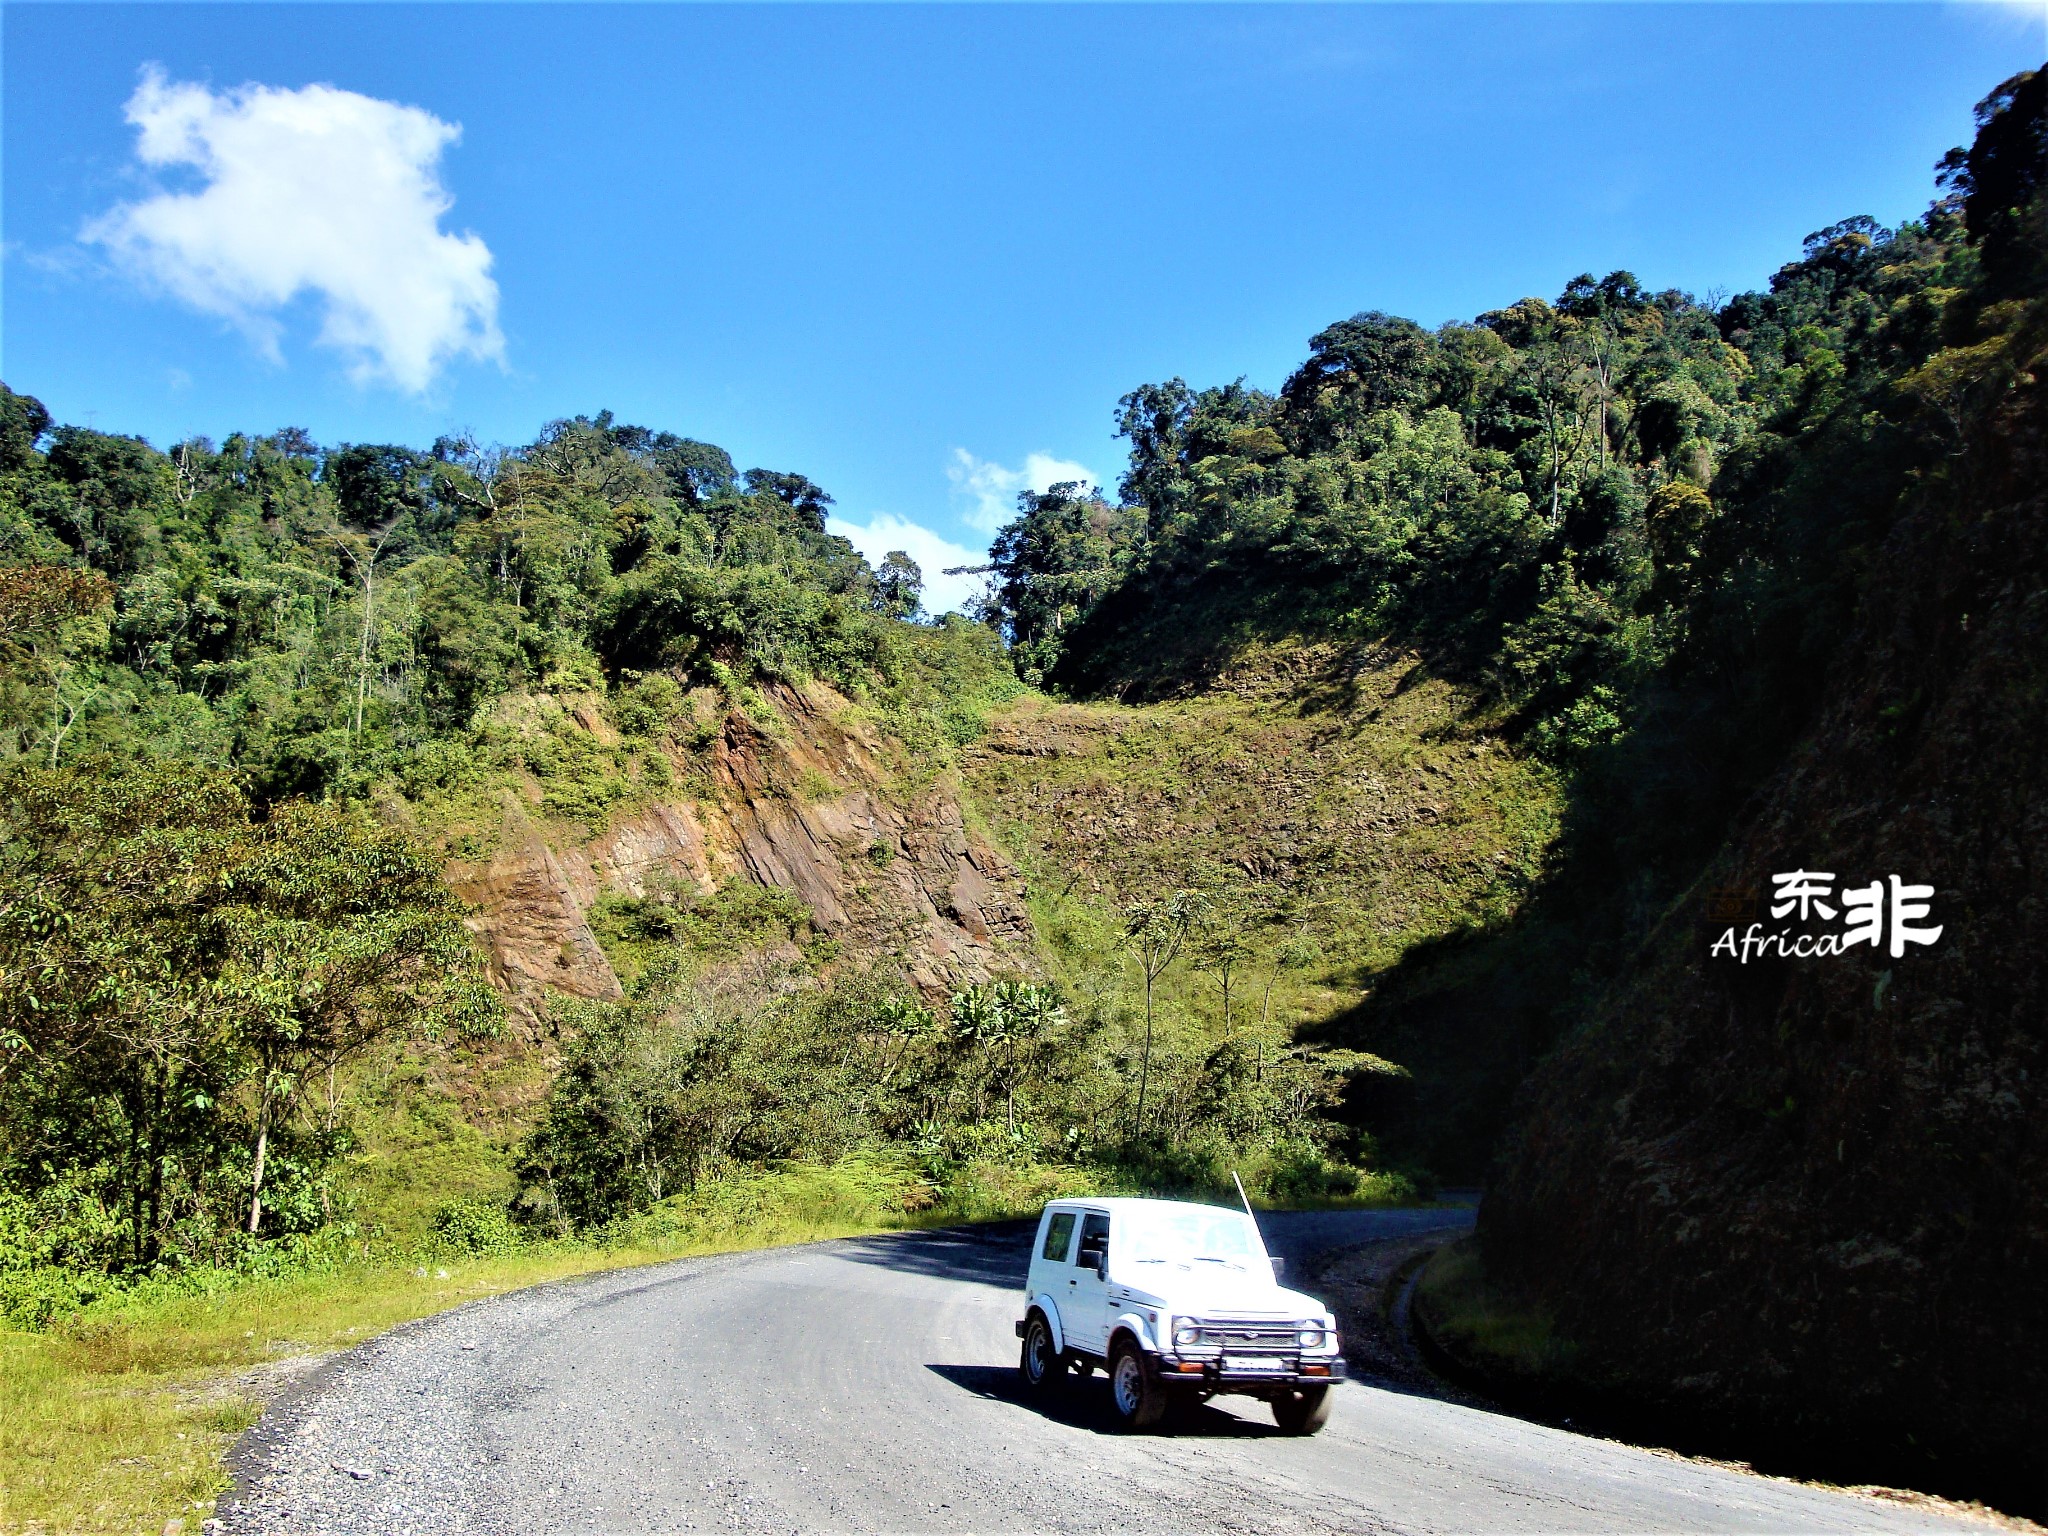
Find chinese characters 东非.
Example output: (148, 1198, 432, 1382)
(1709, 872, 1944, 962)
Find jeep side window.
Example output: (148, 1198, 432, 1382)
(1075, 1213, 1109, 1268)
(1042, 1211, 1076, 1263)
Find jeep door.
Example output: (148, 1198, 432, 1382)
(1031, 1208, 1076, 1298)
(1064, 1211, 1112, 1355)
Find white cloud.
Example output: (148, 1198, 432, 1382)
(83, 68, 503, 394)
(1958, 0, 2047, 42)
(827, 512, 990, 617)
(947, 448, 1101, 533)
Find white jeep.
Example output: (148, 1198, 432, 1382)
(1013, 1196, 1344, 1433)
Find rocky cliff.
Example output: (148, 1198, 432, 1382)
(443, 680, 1034, 1024)
(1480, 329, 2048, 1510)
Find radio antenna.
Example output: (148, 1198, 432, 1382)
(1232, 1170, 1257, 1223)
(1234, 1171, 1283, 1280)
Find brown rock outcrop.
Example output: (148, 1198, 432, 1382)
(450, 681, 1035, 1024)
(446, 804, 624, 1009)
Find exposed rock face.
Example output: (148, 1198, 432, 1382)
(449, 682, 1034, 1024)
(1481, 357, 2048, 1510)
(446, 814, 626, 1006)
(701, 688, 1033, 993)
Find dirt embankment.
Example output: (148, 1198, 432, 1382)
(1302, 1214, 1480, 1395)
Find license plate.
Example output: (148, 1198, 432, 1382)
(1222, 1356, 1287, 1373)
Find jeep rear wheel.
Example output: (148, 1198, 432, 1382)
(1272, 1384, 1332, 1435)
(1019, 1313, 1066, 1393)
(1108, 1337, 1168, 1431)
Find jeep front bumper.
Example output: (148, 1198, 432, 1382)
(1152, 1353, 1347, 1388)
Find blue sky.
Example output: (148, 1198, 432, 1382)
(5, 3, 2042, 610)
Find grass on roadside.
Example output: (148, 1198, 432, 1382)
(2, 1247, 621, 1535)
(2, 1148, 1429, 1534)
(0, 1157, 1073, 1536)
(1413, 1236, 1576, 1383)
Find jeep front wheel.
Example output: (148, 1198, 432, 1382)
(1018, 1313, 1067, 1393)
(1108, 1337, 1168, 1431)
(1272, 1384, 1332, 1435)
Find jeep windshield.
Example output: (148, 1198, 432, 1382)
(1123, 1208, 1263, 1270)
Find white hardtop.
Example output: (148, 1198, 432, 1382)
(1043, 1195, 1262, 1221)
(1036, 1197, 1292, 1296)
(1029, 1197, 1328, 1321)
(1043, 1197, 1273, 1252)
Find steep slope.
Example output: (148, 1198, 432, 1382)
(1477, 313, 2048, 1509)
(427, 679, 1035, 1021)
(959, 638, 1562, 1170)
(335, 670, 1041, 1231)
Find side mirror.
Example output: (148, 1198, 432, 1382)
(1093, 1251, 1109, 1280)
(1269, 1256, 1287, 1282)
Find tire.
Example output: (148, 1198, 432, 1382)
(1108, 1336, 1168, 1431)
(1272, 1384, 1333, 1435)
(1018, 1312, 1067, 1393)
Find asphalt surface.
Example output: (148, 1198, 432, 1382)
(219, 1209, 1979, 1534)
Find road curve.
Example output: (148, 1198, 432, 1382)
(221, 1210, 1975, 1535)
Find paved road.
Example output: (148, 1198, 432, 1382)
(221, 1210, 1977, 1534)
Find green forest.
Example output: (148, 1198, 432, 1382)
(2, 59, 2044, 1517)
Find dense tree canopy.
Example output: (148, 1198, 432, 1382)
(0, 397, 942, 1273)
(0, 396, 916, 799)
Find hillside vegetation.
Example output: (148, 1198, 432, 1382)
(959, 641, 1558, 1174)
(1472, 74, 2048, 1510)
(974, 71, 2047, 1202)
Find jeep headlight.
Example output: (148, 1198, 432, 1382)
(1297, 1326, 1326, 1349)
(1174, 1322, 1201, 1347)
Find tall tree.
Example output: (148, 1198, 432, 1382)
(1119, 890, 1209, 1139)
(874, 550, 924, 619)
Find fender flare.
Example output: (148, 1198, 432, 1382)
(1029, 1294, 1066, 1354)
(1112, 1311, 1159, 1353)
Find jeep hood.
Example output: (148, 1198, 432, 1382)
(1117, 1265, 1324, 1318)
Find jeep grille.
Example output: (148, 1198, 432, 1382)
(1179, 1321, 1299, 1353)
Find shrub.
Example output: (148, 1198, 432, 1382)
(0, 1266, 123, 1331)
(0, 1179, 128, 1277)
(430, 1199, 522, 1257)
(1262, 1143, 1362, 1202)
